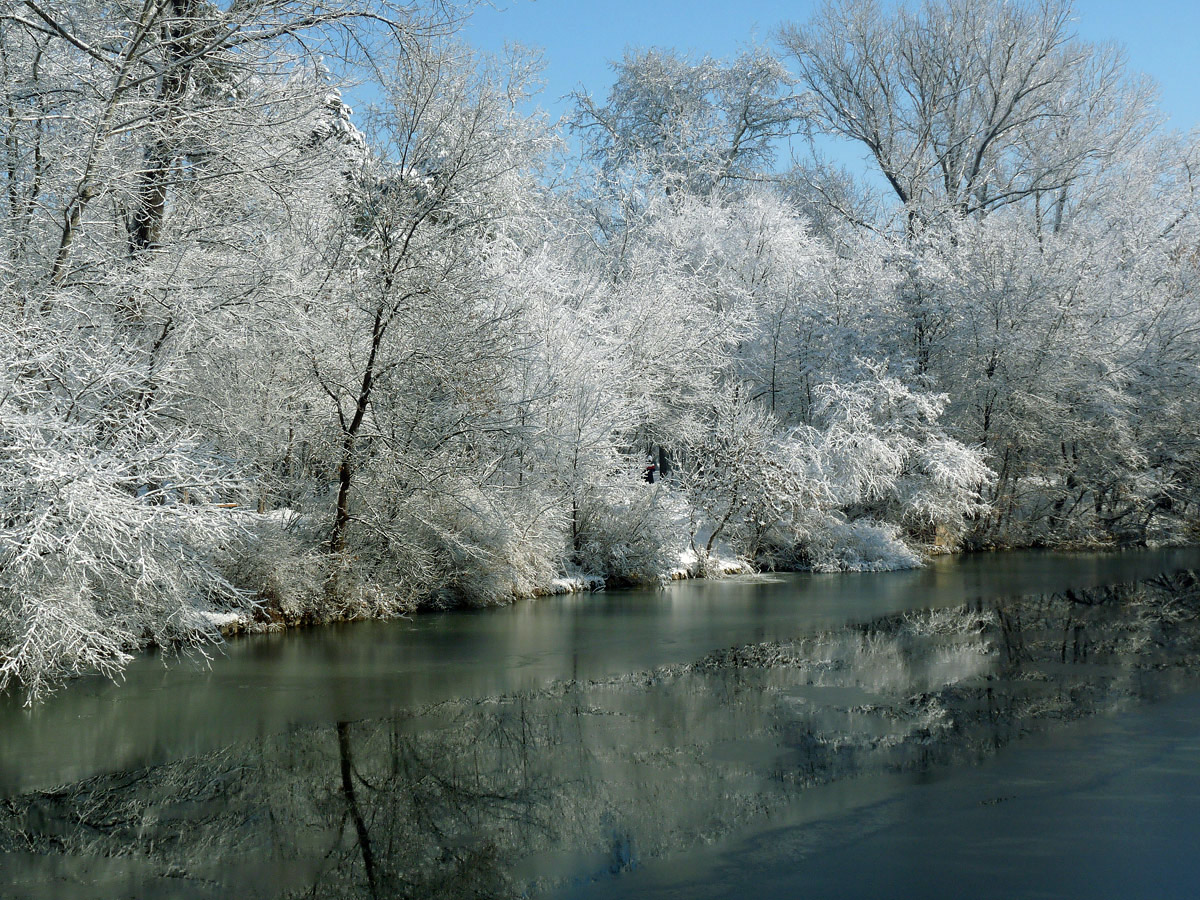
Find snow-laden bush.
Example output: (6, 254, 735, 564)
(673, 373, 990, 571)
(570, 475, 690, 583)
(420, 484, 566, 608)
(676, 386, 817, 560)
(801, 518, 923, 572)
(221, 511, 330, 625)
(806, 370, 993, 546)
(315, 468, 568, 612)
(0, 324, 250, 701)
(899, 435, 996, 542)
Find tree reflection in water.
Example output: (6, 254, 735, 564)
(2, 573, 1199, 899)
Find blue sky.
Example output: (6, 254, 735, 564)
(461, 0, 1200, 135)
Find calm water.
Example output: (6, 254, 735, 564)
(562, 688, 1200, 900)
(2, 547, 1199, 898)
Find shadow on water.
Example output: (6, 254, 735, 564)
(2, 557, 1200, 898)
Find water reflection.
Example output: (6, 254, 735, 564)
(3, 547, 1199, 796)
(3, 568, 1199, 898)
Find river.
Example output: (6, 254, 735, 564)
(2, 547, 1200, 898)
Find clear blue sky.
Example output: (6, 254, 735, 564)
(461, 0, 1200, 134)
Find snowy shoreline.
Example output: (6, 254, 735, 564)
(202, 535, 1196, 643)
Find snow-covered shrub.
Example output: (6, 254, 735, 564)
(899, 435, 995, 543)
(671, 373, 990, 571)
(801, 518, 923, 572)
(419, 484, 566, 608)
(807, 370, 993, 546)
(676, 386, 813, 560)
(0, 319, 250, 702)
(570, 475, 690, 583)
(221, 511, 330, 625)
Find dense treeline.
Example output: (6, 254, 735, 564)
(1, 0, 1197, 699)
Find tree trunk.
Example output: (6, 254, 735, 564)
(330, 307, 385, 553)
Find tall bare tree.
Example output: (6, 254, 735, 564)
(780, 0, 1157, 222)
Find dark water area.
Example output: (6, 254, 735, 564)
(3, 547, 1200, 898)
(563, 687, 1200, 900)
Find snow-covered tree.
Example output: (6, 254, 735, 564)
(780, 0, 1157, 222)
(571, 45, 804, 197)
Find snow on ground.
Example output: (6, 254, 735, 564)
(672, 549, 755, 579)
(544, 574, 607, 594)
(198, 610, 248, 634)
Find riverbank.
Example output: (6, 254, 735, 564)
(212, 547, 758, 639)
(211, 537, 1174, 642)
